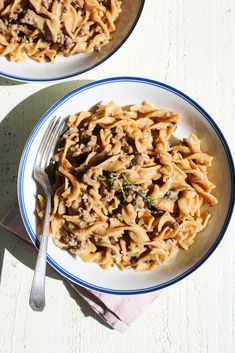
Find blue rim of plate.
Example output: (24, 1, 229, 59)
(0, 2, 145, 83)
(17, 76, 235, 295)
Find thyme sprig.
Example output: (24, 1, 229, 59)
(22, 35, 29, 44)
(97, 173, 155, 209)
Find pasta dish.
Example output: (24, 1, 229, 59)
(0, 0, 122, 62)
(37, 101, 218, 271)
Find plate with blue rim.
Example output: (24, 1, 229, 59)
(17, 76, 235, 295)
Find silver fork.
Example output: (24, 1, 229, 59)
(29, 116, 65, 312)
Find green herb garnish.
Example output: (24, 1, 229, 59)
(144, 196, 154, 209)
(97, 173, 155, 208)
(119, 183, 127, 202)
(136, 190, 145, 198)
(136, 190, 154, 209)
(97, 174, 119, 186)
(23, 35, 29, 44)
(97, 175, 107, 187)
(107, 173, 119, 185)
(97, 175, 106, 181)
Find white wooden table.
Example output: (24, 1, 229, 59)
(0, 1, 235, 352)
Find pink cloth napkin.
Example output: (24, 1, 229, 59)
(0, 202, 160, 332)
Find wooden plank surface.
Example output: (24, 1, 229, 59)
(0, 1, 234, 352)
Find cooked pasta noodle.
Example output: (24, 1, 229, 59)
(37, 101, 218, 271)
(0, 0, 122, 62)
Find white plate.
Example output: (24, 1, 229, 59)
(0, 1, 145, 82)
(17, 77, 235, 295)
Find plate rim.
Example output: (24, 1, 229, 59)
(17, 76, 235, 295)
(0, 1, 145, 83)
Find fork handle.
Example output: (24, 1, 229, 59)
(29, 193, 51, 311)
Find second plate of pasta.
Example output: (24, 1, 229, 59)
(0, 0, 145, 82)
(18, 77, 234, 294)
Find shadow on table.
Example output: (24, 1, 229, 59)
(0, 78, 91, 218)
(0, 79, 111, 330)
(63, 280, 113, 330)
(0, 76, 25, 86)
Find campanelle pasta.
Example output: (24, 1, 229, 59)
(36, 101, 218, 271)
(0, 0, 122, 62)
